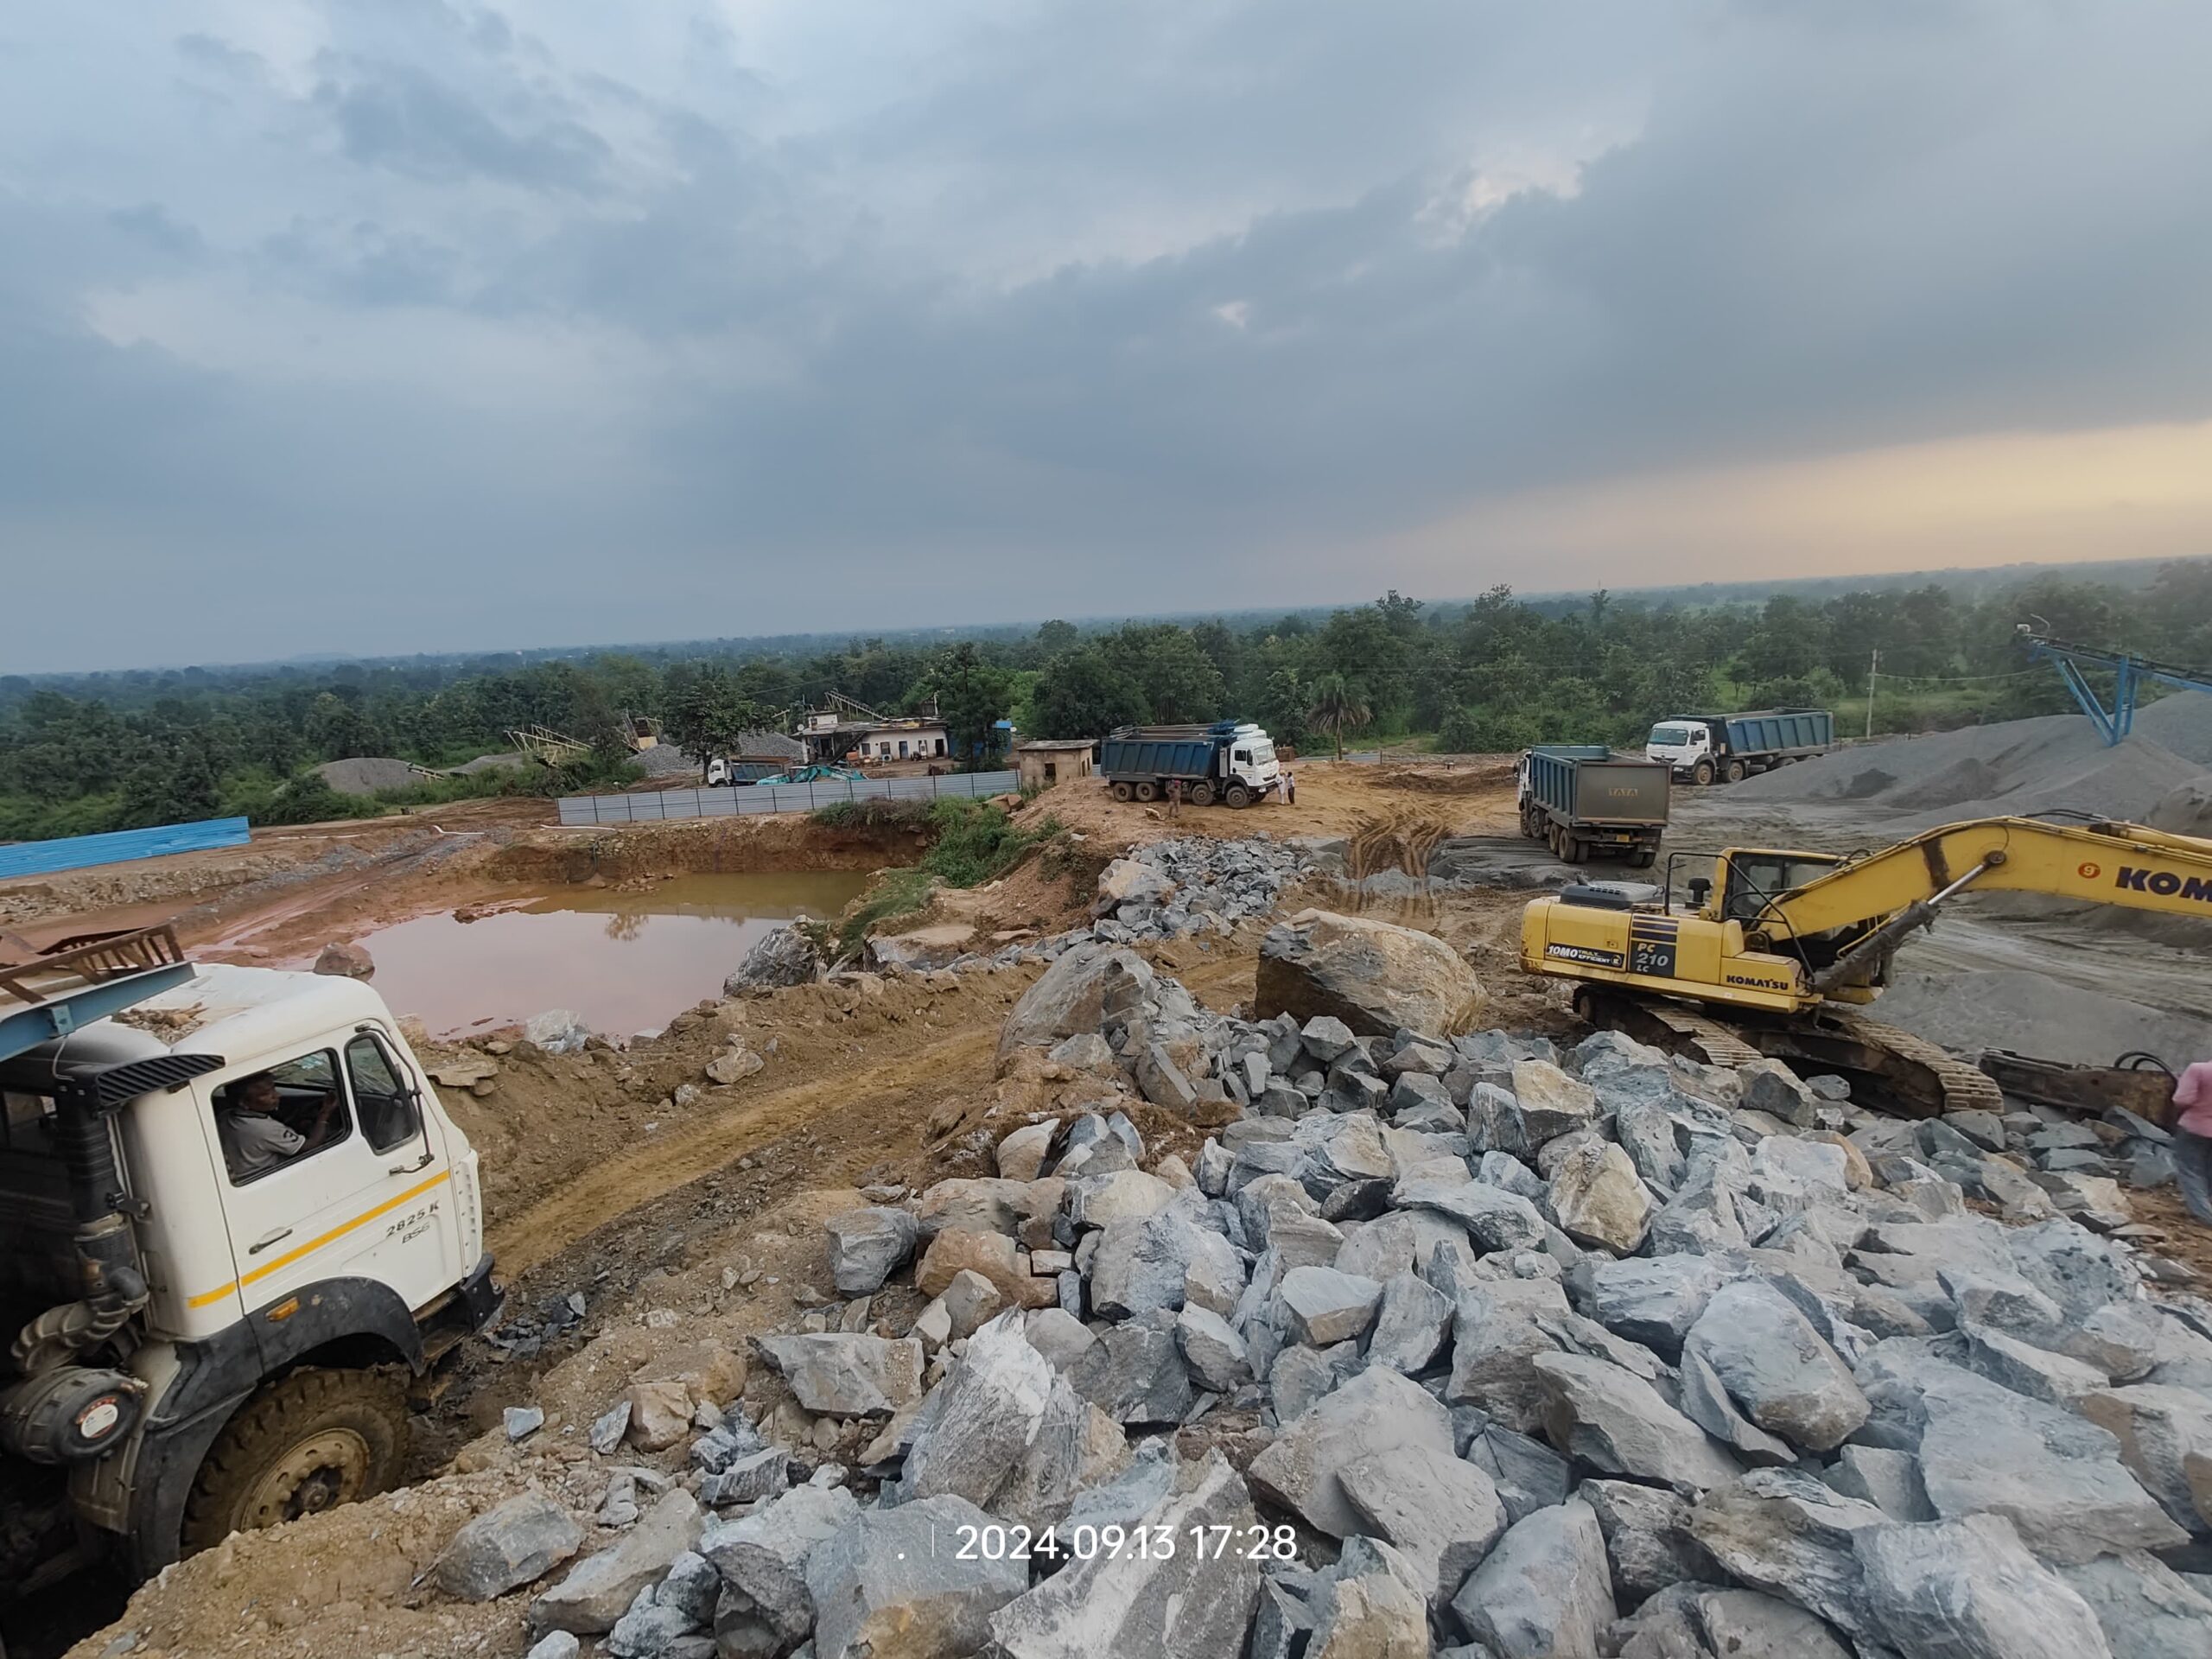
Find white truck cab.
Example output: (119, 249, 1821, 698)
(1225, 725, 1281, 797)
(1643, 720, 1713, 777)
(2, 942, 497, 1599)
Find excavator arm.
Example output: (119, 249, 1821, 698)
(1743, 816, 2212, 995)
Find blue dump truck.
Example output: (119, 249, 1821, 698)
(1517, 745, 1671, 867)
(1643, 708, 1835, 785)
(1099, 721, 1280, 808)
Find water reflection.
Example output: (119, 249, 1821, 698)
(345, 871, 872, 1038)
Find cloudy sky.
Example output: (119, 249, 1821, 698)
(5, 2, 2211, 671)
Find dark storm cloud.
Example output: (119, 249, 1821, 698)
(3, 1, 2211, 670)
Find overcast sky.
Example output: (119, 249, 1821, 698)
(5, 2, 2212, 672)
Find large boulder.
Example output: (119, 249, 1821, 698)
(1854, 1513, 2113, 1659)
(435, 1494, 582, 1602)
(987, 1452, 1263, 1659)
(998, 943, 1154, 1062)
(701, 1484, 861, 1646)
(1533, 1352, 1744, 1497)
(1255, 909, 1484, 1038)
(823, 1206, 920, 1296)
(1447, 1497, 1616, 1659)
(724, 925, 819, 991)
(804, 1495, 1029, 1659)
(1248, 1367, 1458, 1538)
(753, 1334, 923, 1415)
(1681, 1281, 1868, 1452)
(531, 1491, 702, 1636)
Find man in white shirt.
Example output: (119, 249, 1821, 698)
(220, 1071, 339, 1179)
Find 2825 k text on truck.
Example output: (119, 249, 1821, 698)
(2, 926, 499, 1611)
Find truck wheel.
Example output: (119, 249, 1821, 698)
(1190, 781, 1216, 806)
(1135, 781, 1160, 803)
(1631, 848, 1657, 869)
(1723, 760, 1746, 785)
(181, 1370, 409, 1554)
(1110, 781, 1134, 803)
(1691, 760, 1715, 786)
(1563, 836, 1588, 865)
(1225, 785, 1251, 808)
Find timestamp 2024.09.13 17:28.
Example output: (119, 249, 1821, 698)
(946, 1521, 1300, 1564)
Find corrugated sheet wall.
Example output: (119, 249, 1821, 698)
(0, 817, 253, 880)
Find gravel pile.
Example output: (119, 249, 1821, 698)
(1087, 836, 1318, 945)
(1731, 714, 2212, 829)
(486, 918, 2212, 1659)
(315, 756, 429, 795)
(636, 746, 702, 780)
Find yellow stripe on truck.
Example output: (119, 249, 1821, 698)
(188, 1171, 452, 1310)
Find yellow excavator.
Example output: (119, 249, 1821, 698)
(1520, 815, 2212, 1137)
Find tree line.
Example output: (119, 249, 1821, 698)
(5, 560, 2211, 840)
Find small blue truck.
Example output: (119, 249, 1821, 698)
(1517, 745, 1671, 866)
(1099, 721, 1280, 808)
(1643, 709, 1834, 785)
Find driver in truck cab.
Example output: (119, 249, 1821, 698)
(218, 1070, 341, 1179)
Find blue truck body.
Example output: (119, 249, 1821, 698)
(1098, 721, 1280, 807)
(1645, 707, 1834, 784)
(1517, 745, 1669, 867)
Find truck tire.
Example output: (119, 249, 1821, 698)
(180, 1370, 409, 1554)
(1631, 847, 1657, 869)
(1723, 759, 1746, 784)
(1691, 760, 1715, 786)
(1564, 836, 1589, 864)
(1225, 785, 1251, 808)
(1135, 780, 1160, 803)
(1190, 781, 1216, 806)
(1110, 781, 1134, 802)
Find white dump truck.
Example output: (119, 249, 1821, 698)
(1, 926, 499, 1610)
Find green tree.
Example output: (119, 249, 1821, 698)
(1033, 647, 1146, 739)
(1306, 672, 1371, 761)
(929, 643, 1014, 769)
(664, 666, 763, 779)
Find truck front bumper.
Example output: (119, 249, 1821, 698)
(455, 1252, 504, 1335)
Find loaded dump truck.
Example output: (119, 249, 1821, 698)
(1517, 746, 1670, 867)
(1644, 709, 1834, 785)
(1100, 721, 1280, 807)
(1, 925, 498, 1611)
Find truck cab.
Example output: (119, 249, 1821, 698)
(1643, 719, 1716, 781)
(2, 940, 497, 1599)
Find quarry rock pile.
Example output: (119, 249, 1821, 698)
(461, 933, 2212, 1658)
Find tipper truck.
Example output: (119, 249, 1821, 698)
(1517, 746, 1670, 867)
(1100, 721, 1280, 808)
(1, 925, 499, 1611)
(1644, 709, 1834, 785)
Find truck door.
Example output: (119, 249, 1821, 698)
(208, 1035, 456, 1319)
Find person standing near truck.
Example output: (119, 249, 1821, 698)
(1166, 778, 1183, 819)
(1281, 767, 1296, 805)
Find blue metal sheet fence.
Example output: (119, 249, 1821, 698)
(556, 771, 1020, 826)
(0, 817, 252, 880)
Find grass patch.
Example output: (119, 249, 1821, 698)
(830, 798, 1065, 959)
(810, 798, 934, 830)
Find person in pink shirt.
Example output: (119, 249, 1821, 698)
(2170, 1061, 2212, 1221)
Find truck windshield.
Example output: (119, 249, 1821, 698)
(1649, 726, 1692, 746)
(1249, 741, 1274, 766)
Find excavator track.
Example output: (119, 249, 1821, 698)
(1575, 988, 2004, 1117)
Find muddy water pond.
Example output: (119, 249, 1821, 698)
(346, 872, 872, 1037)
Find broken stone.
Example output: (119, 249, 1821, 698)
(1696, 1589, 1851, 1659)
(1067, 1314, 1197, 1424)
(804, 1494, 1029, 1659)
(1249, 1367, 1458, 1538)
(1533, 1352, 1744, 1497)
(435, 1493, 583, 1602)
(1338, 1447, 1506, 1609)
(2078, 1382, 2212, 1534)
(1854, 1512, 2113, 1659)
(1547, 1139, 1654, 1255)
(1367, 1270, 1453, 1374)
(1447, 1276, 1571, 1433)
(698, 1484, 861, 1645)
(1447, 1497, 1616, 1659)
(1393, 1174, 1549, 1254)
(1509, 1059, 1601, 1146)
(1686, 1467, 1886, 1633)
(1278, 1264, 1384, 1347)
(1175, 1304, 1251, 1393)
(1586, 1255, 1726, 1358)
(939, 1269, 1005, 1339)
(753, 1334, 923, 1416)
(823, 1207, 920, 1296)
(626, 1381, 696, 1452)
(1580, 1478, 1713, 1603)
(1738, 1059, 1818, 1128)
(701, 1449, 790, 1508)
(2056, 1550, 2212, 1659)
(1681, 1280, 1867, 1452)
(987, 1451, 1264, 1659)
(1820, 1445, 1934, 1522)
(996, 1122, 1058, 1181)
(532, 1491, 705, 1637)
(1678, 1348, 1796, 1465)
(1303, 1536, 1431, 1658)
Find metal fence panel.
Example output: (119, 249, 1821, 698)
(556, 771, 1020, 826)
(0, 816, 253, 880)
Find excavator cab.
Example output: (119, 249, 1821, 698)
(1708, 849, 1848, 925)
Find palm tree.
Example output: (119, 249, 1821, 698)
(1306, 673, 1371, 762)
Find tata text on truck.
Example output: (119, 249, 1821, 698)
(1643, 709, 1835, 785)
(1099, 721, 1280, 808)
(1, 926, 499, 1607)
(1516, 745, 1670, 867)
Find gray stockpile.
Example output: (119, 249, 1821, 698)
(463, 854, 2210, 1659)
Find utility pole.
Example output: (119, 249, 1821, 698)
(1866, 649, 1879, 741)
